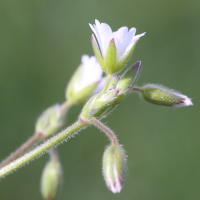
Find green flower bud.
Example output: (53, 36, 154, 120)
(80, 89, 119, 120)
(92, 89, 119, 111)
(102, 145, 127, 193)
(35, 104, 65, 138)
(41, 152, 61, 200)
(116, 61, 141, 91)
(107, 75, 121, 91)
(66, 55, 104, 104)
(137, 84, 193, 107)
(114, 86, 132, 105)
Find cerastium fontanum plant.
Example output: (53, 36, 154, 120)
(0, 19, 193, 199)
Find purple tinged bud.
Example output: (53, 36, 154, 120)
(102, 145, 127, 193)
(138, 84, 193, 107)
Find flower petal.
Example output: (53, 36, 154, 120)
(99, 23, 113, 58)
(79, 56, 103, 90)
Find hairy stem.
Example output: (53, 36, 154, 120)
(90, 117, 118, 145)
(0, 119, 87, 179)
(132, 87, 142, 92)
(0, 133, 43, 169)
(101, 74, 112, 93)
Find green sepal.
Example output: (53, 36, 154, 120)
(117, 61, 141, 91)
(72, 82, 99, 104)
(80, 94, 98, 119)
(141, 85, 182, 106)
(107, 75, 120, 91)
(104, 39, 117, 74)
(91, 35, 104, 69)
(92, 105, 115, 120)
(92, 89, 119, 111)
(114, 86, 132, 105)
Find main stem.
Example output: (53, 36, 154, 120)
(90, 117, 118, 145)
(0, 119, 87, 179)
(101, 74, 112, 93)
(0, 133, 42, 169)
(0, 100, 72, 169)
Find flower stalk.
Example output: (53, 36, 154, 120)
(101, 74, 112, 94)
(90, 116, 118, 145)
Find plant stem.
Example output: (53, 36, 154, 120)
(60, 100, 72, 116)
(0, 119, 87, 179)
(0, 133, 43, 169)
(90, 117, 118, 145)
(132, 87, 142, 92)
(101, 74, 112, 93)
(49, 149, 59, 162)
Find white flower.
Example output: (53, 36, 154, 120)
(171, 92, 193, 107)
(66, 55, 105, 104)
(92, 76, 107, 94)
(89, 19, 145, 74)
(77, 55, 103, 91)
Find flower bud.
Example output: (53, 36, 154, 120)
(102, 145, 127, 193)
(137, 84, 193, 107)
(90, 19, 145, 74)
(117, 61, 141, 91)
(107, 75, 121, 91)
(114, 86, 132, 105)
(35, 104, 65, 138)
(66, 55, 104, 104)
(92, 89, 119, 111)
(41, 151, 61, 200)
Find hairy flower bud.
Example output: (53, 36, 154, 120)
(136, 84, 193, 107)
(102, 145, 127, 193)
(92, 89, 119, 111)
(35, 104, 65, 138)
(66, 55, 104, 104)
(41, 151, 61, 200)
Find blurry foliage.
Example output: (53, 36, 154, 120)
(0, 0, 200, 199)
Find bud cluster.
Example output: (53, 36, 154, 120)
(80, 61, 141, 120)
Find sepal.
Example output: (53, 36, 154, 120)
(117, 61, 141, 91)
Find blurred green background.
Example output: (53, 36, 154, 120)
(0, 0, 199, 199)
